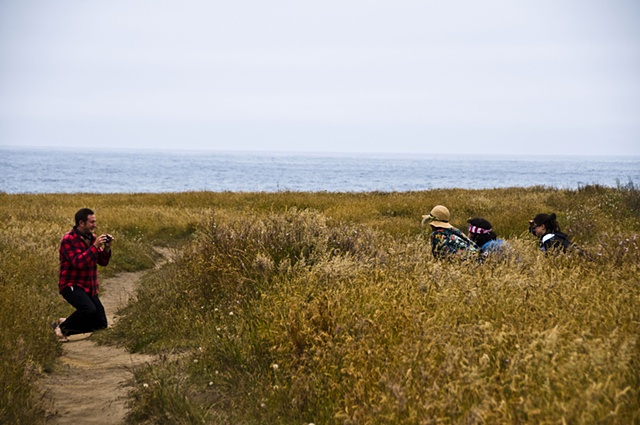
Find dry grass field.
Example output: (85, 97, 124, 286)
(1, 185, 638, 424)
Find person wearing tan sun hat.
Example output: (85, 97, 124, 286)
(422, 205, 479, 260)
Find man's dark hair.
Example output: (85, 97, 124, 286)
(75, 208, 94, 226)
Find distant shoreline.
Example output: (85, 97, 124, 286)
(2, 144, 639, 160)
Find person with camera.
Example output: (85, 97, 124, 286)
(53, 208, 113, 342)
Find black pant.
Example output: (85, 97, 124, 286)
(59, 286, 108, 337)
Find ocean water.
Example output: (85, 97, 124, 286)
(1, 146, 638, 194)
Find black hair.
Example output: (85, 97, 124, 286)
(74, 208, 94, 226)
(531, 213, 562, 234)
(467, 217, 497, 247)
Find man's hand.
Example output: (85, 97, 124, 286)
(95, 234, 114, 250)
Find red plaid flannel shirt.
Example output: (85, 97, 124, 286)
(58, 227, 111, 295)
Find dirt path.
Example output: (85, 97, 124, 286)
(42, 249, 172, 424)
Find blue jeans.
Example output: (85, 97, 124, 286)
(59, 286, 108, 336)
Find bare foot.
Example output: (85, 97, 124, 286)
(53, 323, 69, 342)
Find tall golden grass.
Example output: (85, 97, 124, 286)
(0, 186, 638, 424)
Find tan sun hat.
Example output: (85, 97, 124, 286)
(421, 205, 453, 228)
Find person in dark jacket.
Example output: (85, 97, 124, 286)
(529, 213, 573, 253)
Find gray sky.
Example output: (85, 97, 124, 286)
(1, 1, 639, 155)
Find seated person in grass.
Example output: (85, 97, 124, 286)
(422, 205, 479, 260)
(529, 212, 575, 253)
(467, 217, 510, 259)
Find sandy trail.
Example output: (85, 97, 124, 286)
(42, 249, 172, 424)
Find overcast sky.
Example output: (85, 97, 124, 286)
(1, 1, 639, 156)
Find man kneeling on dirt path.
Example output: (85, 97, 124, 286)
(53, 208, 113, 342)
